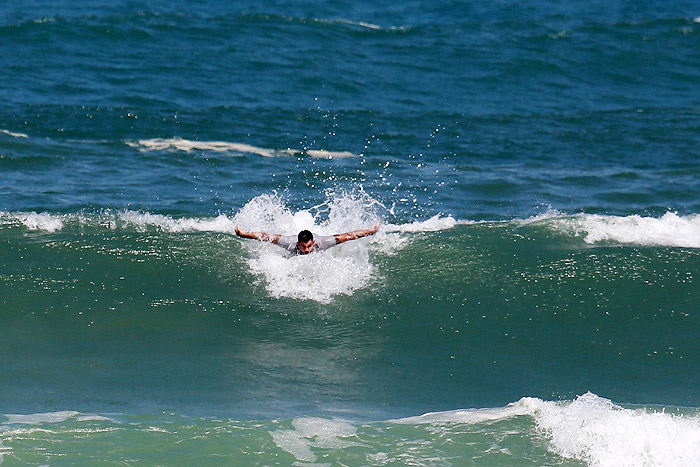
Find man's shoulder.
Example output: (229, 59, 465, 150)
(314, 234, 338, 251)
(277, 235, 297, 249)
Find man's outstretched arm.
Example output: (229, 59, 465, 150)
(334, 221, 380, 245)
(235, 225, 282, 244)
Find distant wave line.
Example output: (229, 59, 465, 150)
(0, 210, 459, 235)
(1, 11, 405, 35)
(6, 209, 700, 249)
(125, 138, 298, 158)
(126, 138, 360, 158)
(0, 129, 28, 139)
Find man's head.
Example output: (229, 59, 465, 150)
(296, 230, 315, 255)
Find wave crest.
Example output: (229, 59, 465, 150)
(126, 138, 300, 157)
(533, 211, 700, 248)
(395, 392, 700, 467)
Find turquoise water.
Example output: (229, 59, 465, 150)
(2, 1, 700, 465)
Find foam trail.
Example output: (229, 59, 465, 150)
(307, 149, 358, 159)
(0, 129, 28, 138)
(320, 18, 383, 30)
(3, 411, 81, 425)
(127, 138, 361, 159)
(392, 399, 535, 425)
(0, 211, 241, 235)
(2, 411, 112, 425)
(126, 138, 299, 157)
(270, 417, 360, 463)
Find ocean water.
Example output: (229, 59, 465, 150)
(2, 0, 700, 465)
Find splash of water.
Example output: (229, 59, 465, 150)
(233, 191, 381, 303)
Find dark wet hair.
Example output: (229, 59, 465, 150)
(298, 230, 314, 243)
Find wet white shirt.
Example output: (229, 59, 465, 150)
(276, 234, 337, 255)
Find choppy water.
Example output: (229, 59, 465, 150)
(2, 0, 700, 465)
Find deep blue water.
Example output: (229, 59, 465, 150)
(2, 1, 700, 465)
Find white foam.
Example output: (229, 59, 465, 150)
(0, 441, 9, 463)
(2, 411, 112, 426)
(307, 149, 358, 159)
(0, 411, 115, 462)
(366, 215, 465, 255)
(0, 129, 28, 138)
(5, 212, 65, 232)
(1, 210, 235, 235)
(3, 411, 81, 425)
(544, 212, 700, 248)
(247, 243, 372, 303)
(394, 393, 700, 467)
(534, 392, 700, 467)
(127, 137, 362, 159)
(270, 417, 360, 463)
(126, 138, 299, 157)
(392, 399, 535, 425)
(325, 18, 383, 30)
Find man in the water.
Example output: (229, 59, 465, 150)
(235, 222, 380, 255)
